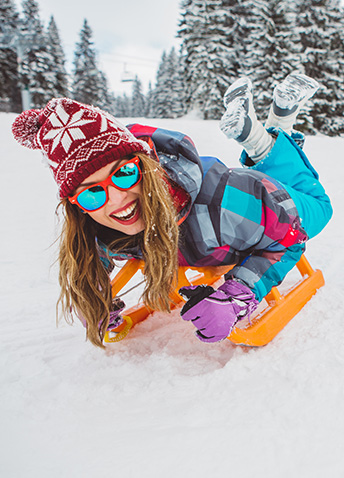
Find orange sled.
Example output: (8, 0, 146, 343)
(105, 255, 324, 346)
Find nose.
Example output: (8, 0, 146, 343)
(107, 184, 129, 207)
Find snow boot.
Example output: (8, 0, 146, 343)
(220, 77, 274, 162)
(265, 73, 320, 134)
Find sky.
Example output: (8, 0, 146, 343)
(15, 0, 182, 95)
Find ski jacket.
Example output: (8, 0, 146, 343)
(97, 124, 309, 302)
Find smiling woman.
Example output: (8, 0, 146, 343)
(11, 73, 332, 350)
(11, 97, 180, 347)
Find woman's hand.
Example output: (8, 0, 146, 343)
(107, 298, 126, 330)
(179, 280, 258, 343)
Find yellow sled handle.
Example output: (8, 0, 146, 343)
(104, 315, 133, 343)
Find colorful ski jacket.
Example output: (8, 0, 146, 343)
(97, 124, 331, 302)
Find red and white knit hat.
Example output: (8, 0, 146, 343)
(12, 98, 151, 198)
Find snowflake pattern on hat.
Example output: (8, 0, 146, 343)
(43, 104, 96, 154)
(12, 98, 151, 198)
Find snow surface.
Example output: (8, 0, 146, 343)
(1, 112, 344, 478)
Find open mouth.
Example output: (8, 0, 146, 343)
(110, 200, 140, 225)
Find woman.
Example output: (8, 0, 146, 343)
(12, 73, 332, 348)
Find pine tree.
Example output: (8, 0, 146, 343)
(241, 0, 303, 120)
(145, 82, 154, 117)
(20, 0, 58, 108)
(220, 0, 254, 78)
(327, 3, 344, 135)
(131, 76, 146, 117)
(151, 48, 186, 118)
(97, 70, 116, 111)
(167, 48, 186, 118)
(268, 0, 303, 79)
(294, 0, 344, 135)
(114, 93, 131, 117)
(72, 19, 113, 107)
(178, 0, 239, 119)
(0, 0, 21, 111)
(150, 50, 170, 117)
(46, 16, 69, 98)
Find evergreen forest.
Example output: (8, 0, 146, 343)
(1, 0, 344, 135)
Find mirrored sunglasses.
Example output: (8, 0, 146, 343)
(68, 157, 142, 212)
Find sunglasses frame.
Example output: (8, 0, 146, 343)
(68, 156, 142, 212)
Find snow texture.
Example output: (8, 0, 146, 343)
(1, 113, 344, 478)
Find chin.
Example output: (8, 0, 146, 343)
(108, 219, 145, 236)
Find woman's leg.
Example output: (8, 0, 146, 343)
(220, 74, 332, 239)
(246, 130, 332, 239)
(220, 72, 319, 159)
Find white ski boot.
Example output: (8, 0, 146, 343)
(265, 73, 320, 134)
(220, 77, 274, 162)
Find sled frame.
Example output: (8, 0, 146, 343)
(109, 255, 324, 346)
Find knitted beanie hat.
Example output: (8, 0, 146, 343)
(12, 98, 151, 198)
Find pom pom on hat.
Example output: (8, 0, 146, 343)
(11, 98, 151, 198)
(12, 108, 42, 149)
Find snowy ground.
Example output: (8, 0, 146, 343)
(1, 112, 344, 478)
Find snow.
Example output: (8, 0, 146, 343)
(1, 112, 344, 478)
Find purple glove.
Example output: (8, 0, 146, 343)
(179, 280, 259, 343)
(106, 298, 126, 331)
(76, 298, 126, 333)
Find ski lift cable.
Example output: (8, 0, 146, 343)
(100, 52, 159, 65)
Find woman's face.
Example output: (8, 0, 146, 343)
(75, 159, 145, 235)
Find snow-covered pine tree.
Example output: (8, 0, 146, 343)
(150, 48, 185, 118)
(294, 0, 344, 135)
(131, 76, 146, 117)
(327, 2, 344, 135)
(0, 0, 21, 112)
(114, 93, 131, 117)
(20, 0, 58, 108)
(168, 48, 186, 118)
(178, 0, 238, 119)
(243, 0, 303, 120)
(220, 0, 253, 80)
(231, 0, 274, 119)
(145, 82, 154, 117)
(72, 19, 113, 108)
(46, 16, 69, 98)
(150, 50, 170, 118)
(97, 70, 116, 111)
(267, 0, 303, 80)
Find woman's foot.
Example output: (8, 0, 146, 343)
(220, 77, 253, 141)
(266, 73, 319, 133)
(220, 77, 274, 162)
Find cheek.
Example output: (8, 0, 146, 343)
(87, 209, 108, 225)
(131, 182, 143, 196)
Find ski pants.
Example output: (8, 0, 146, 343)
(240, 128, 333, 240)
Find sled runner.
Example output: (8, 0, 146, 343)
(104, 255, 324, 346)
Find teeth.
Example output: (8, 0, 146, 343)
(113, 201, 137, 219)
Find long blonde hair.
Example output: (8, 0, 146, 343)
(57, 152, 180, 348)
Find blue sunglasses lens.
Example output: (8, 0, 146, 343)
(111, 162, 140, 189)
(77, 186, 107, 211)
